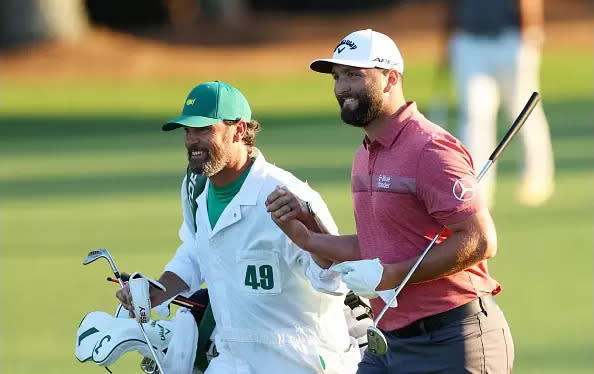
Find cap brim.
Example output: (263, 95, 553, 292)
(162, 115, 221, 131)
(310, 58, 376, 73)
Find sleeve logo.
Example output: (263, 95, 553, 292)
(452, 177, 477, 201)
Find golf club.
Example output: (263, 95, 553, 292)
(106, 277, 206, 310)
(83, 249, 167, 374)
(366, 91, 541, 356)
(140, 356, 158, 374)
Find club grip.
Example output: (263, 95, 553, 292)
(489, 92, 540, 163)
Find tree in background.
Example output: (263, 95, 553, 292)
(166, 0, 246, 33)
(0, 0, 89, 48)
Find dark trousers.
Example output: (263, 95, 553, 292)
(358, 301, 514, 374)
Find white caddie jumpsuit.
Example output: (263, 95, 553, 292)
(165, 152, 360, 374)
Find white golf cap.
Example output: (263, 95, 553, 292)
(310, 29, 404, 74)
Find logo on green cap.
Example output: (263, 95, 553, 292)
(162, 81, 251, 131)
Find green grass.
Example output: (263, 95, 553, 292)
(1, 50, 592, 373)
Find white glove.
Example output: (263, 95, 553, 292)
(331, 259, 384, 299)
(128, 272, 166, 324)
(377, 289, 398, 308)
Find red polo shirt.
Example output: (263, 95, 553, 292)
(352, 102, 500, 331)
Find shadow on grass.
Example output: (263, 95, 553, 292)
(1, 97, 590, 141)
(0, 166, 351, 199)
(1, 97, 590, 200)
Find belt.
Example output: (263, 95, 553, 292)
(388, 295, 497, 338)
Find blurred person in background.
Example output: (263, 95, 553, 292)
(445, 0, 555, 206)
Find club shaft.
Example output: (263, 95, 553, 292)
(374, 230, 443, 324)
(168, 299, 199, 311)
(116, 277, 125, 288)
(489, 92, 540, 162)
(374, 92, 541, 327)
(121, 293, 166, 373)
(137, 324, 164, 371)
(102, 252, 167, 374)
(107, 277, 206, 309)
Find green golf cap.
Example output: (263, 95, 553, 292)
(162, 81, 251, 131)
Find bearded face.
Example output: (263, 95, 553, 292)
(186, 125, 234, 176)
(335, 75, 385, 128)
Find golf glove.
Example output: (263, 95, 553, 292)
(331, 259, 384, 299)
(377, 289, 397, 308)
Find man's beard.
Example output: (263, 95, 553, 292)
(337, 85, 384, 127)
(187, 134, 232, 177)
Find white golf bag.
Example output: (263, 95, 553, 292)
(75, 288, 371, 374)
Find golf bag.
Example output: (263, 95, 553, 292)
(75, 287, 214, 374)
(75, 286, 372, 374)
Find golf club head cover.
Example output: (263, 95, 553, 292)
(75, 310, 173, 367)
(162, 308, 199, 374)
(75, 311, 113, 363)
(129, 272, 166, 323)
(115, 303, 132, 319)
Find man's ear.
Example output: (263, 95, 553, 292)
(233, 120, 248, 143)
(383, 69, 399, 93)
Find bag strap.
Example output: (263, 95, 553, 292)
(344, 290, 373, 320)
(185, 167, 208, 232)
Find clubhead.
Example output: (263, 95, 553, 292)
(367, 326, 388, 356)
(82, 248, 122, 286)
(82, 249, 110, 265)
(140, 357, 158, 374)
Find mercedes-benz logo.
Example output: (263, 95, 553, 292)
(452, 177, 477, 201)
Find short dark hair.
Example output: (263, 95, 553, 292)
(223, 119, 261, 153)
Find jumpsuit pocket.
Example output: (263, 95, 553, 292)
(314, 337, 361, 374)
(237, 251, 282, 295)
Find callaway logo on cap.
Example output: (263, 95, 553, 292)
(162, 81, 251, 131)
(310, 29, 404, 74)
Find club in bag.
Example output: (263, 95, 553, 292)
(83, 249, 167, 374)
(366, 92, 542, 356)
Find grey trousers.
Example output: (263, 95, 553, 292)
(358, 303, 514, 374)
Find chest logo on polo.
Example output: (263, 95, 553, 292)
(377, 174, 392, 189)
(453, 177, 477, 201)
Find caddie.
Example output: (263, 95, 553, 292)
(112, 81, 361, 373)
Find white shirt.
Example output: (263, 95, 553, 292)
(165, 152, 359, 374)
